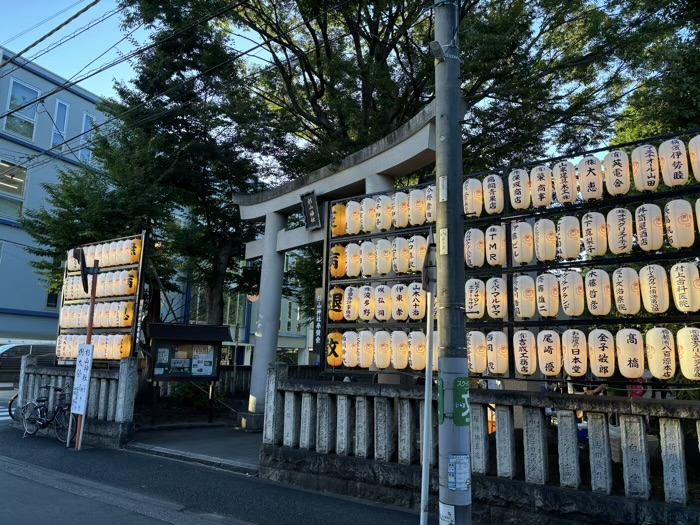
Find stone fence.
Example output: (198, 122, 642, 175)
(17, 355, 138, 447)
(260, 364, 700, 525)
(217, 365, 323, 397)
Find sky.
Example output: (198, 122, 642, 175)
(0, 0, 149, 99)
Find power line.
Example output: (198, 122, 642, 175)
(0, 0, 103, 70)
(1, 0, 86, 46)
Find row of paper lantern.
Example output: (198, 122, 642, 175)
(331, 188, 436, 236)
(326, 330, 437, 371)
(66, 238, 142, 271)
(465, 138, 700, 215)
(465, 200, 698, 268)
(56, 334, 132, 360)
(330, 236, 428, 278)
(467, 263, 698, 320)
(328, 283, 427, 322)
(59, 301, 135, 329)
(63, 270, 139, 300)
(467, 326, 700, 381)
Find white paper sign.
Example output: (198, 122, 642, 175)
(71, 344, 94, 416)
(439, 502, 455, 525)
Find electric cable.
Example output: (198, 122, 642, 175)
(1, 0, 86, 46)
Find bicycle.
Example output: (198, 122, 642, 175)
(21, 384, 77, 443)
(8, 393, 18, 420)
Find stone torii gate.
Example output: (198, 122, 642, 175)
(232, 103, 437, 428)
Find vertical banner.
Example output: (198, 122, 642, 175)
(314, 287, 324, 358)
(301, 191, 323, 230)
(72, 344, 94, 416)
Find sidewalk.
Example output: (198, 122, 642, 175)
(126, 425, 261, 476)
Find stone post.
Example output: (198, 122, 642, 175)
(587, 412, 612, 494)
(262, 363, 288, 446)
(248, 212, 286, 416)
(523, 406, 548, 485)
(355, 396, 373, 458)
(374, 397, 395, 462)
(18, 355, 37, 406)
(496, 405, 516, 479)
(336, 394, 355, 456)
(557, 410, 580, 489)
(115, 358, 138, 423)
(660, 418, 687, 505)
(398, 399, 416, 465)
(316, 393, 336, 454)
(620, 414, 650, 499)
(299, 392, 317, 450)
(470, 403, 490, 475)
(283, 391, 301, 448)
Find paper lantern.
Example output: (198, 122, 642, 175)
(603, 150, 631, 196)
(511, 222, 534, 265)
(581, 212, 607, 257)
(358, 331, 374, 369)
(330, 245, 346, 278)
(116, 335, 132, 360)
(635, 204, 664, 251)
(111, 302, 122, 328)
(678, 327, 700, 380)
(616, 329, 644, 379)
(84, 245, 95, 268)
(345, 201, 362, 235)
(360, 198, 376, 233)
(360, 241, 376, 277)
(392, 192, 409, 228)
(659, 139, 689, 187)
(374, 285, 392, 321)
(578, 155, 604, 201)
(508, 169, 531, 209)
(408, 282, 427, 321)
(375, 239, 392, 276)
(375, 195, 393, 231)
(343, 286, 359, 321)
(557, 216, 581, 260)
(670, 263, 700, 313)
(537, 330, 562, 376)
(562, 329, 587, 377)
(534, 218, 557, 262)
(464, 229, 485, 268)
(483, 174, 504, 215)
(391, 331, 409, 370)
(409, 235, 428, 272)
(328, 287, 345, 321)
(585, 269, 612, 316)
(530, 165, 552, 208)
(632, 145, 660, 192)
(467, 331, 487, 374)
(391, 283, 409, 321)
(126, 270, 138, 296)
(665, 199, 695, 248)
(425, 185, 437, 223)
(409, 189, 427, 226)
(374, 331, 392, 369)
(514, 330, 536, 376)
(606, 208, 633, 255)
(392, 237, 410, 273)
(109, 241, 120, 266)
(358, 285, 375, 321)
(343, 331, 359, 368)
(589, 329, 615, 378)
(408, 331, 427, 371)
(639, 264, 669, 314)
(465, 279, 486, 319)
(463, 179, 483, 218)
(345, 243, 361, 277)
(646, 328, 675, 380)
(120, 301, 135, 328)
(116, 240, 130, 266)
(326, 332, 344, 367)
(513, 275, 536, 319)
(486, 277, 507, 319)
(485, 225, 506, 266)
(536, 273, 560, 317)
(689, 135, 700, 182)
(612, 267, 641, 315)
(559, 270, 584, 317)
(553, 161, 577, 204)
(486, 331, 508, 375)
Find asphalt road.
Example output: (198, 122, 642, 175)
(0, 388, 16, 424)
(0, 425, 431, 525)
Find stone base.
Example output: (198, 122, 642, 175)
(237, 411, 265, 431)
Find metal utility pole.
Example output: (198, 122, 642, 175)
(432, 0, 471, 522)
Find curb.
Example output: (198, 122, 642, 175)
(125, 442, 259, 476)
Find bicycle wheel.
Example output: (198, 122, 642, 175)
(7, 394, 18, 421)
(22, 403, 40, 435)
(54, 410, 77, 443)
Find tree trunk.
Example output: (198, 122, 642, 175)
(205, 243, 235, 325)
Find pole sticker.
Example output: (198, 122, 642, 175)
(454, 377, 470, 426)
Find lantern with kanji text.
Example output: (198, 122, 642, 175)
(646, 327, 676, 380)
(358, 285, 375, 321)
(530, 165, 552, 208)
(343, 286, 360, 321)
(408, 331, 427, 371)
(345, 243, 361, 277)
(331, 203, 347, 236)
(343, 331, 359, 368)
(589, 329, 615, 378)
(375, 239, 392, 275)
(603, 150, 631, 196)
(463, 179, 483, 218)
(374, 285, 392, 321)
(464, 228, 485, 268)
(330, 245, 346, 278)
(585, 269, 612, 316)
(578, 155, 604, 201)
(639, 264, 670, 314)
(483, 174, 504, 215)
(534, 218, 557, 262)
(665, 199, 695, 249)
(465, 278, 486, 319)
(632, 144, 660, 192)
(635, 204, 664, 251)
(612, 267, 641, 315)
(409, 235, 428, 272)
(616, 328, 644, 379)
(375, 195, 393, 231)
(607, 208, 633, 255)
(562, 329, 587, 377)
(511, 221, 534, 264)
(326, 332, 343, 367)
(689, 135, 700, 182)
(392, 237, 410, 273)
(508, 169, 530, 209)
(557, 216, 581, 260)
(391, 283, 409, 321)
(537, 330, 562, 377)
(486, 277, 507, 319)
(467, 331, 487, 374)
(513, 275, 536, 319)
(392, 191, 410, 228)
(659, 139, 689, 187)
(360, 241, 376, 277)
(425, 185, 437, 223)
(670, 262, 700, 313)
(408, 282, 426, 321)
(486, 331, 508, 375)
(553, 161, 577, 204)
(328, 287, 345, 321)
(485, 225, 506, 266)
(677, 327, 700, 380)
(536, 273, 560, 317)
(514, 330, 536, 376)
(581, 212, 607, 257)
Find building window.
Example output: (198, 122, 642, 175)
(51, 100, 70, 150)
(0, 160, 26, 220)
(4, 78, 40, 140)
(46, 291, 59, 308)
(80, 112, 96, 162)
(286, 302, 293, 332)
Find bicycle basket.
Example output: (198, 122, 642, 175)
(56, 391, 72, 406)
